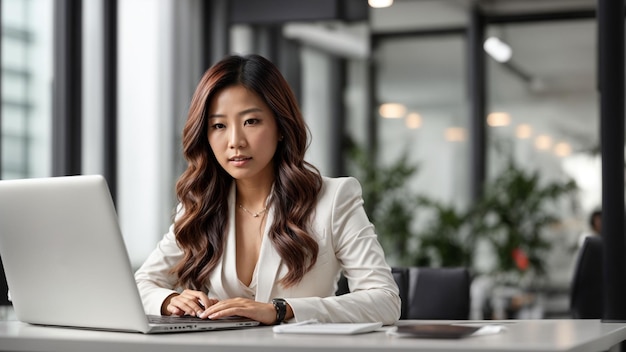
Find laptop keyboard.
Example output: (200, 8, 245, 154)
(148, 315, 254, 324)
(148, 315, 209, 324)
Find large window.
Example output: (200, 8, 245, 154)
(1, 0, 53, 179)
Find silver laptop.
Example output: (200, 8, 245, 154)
(0, 175, 259, 333)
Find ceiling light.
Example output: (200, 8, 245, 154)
(445, 127, 466, 142)
(534, 135, 552, 150)
(483, 37, 512, 63)
(554, 142, 572, 157)
(379, 103, 406, 118)
(515, 124, 532, 139)
(487, 112, 511, 127)
(368, 0, 393, 8)
(405, 113, 422, 129)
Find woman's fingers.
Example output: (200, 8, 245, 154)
(170, 296, 200, 316)
(167, 305, 184, 316)
(166, 293, 279, 324)
(168, 289, 216, 317)
(202, 298, 276, 325)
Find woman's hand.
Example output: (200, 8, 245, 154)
(200, 297, 292, 325)
(162, 289, 218, 317)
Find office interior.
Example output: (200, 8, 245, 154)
(1, 0, 624, 321)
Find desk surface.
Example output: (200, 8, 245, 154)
(1, 319, 625, 352)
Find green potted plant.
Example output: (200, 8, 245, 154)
(345, 137, 577, 281)
(411, 196, 476, 268)
(473, 158, 577, 285)
(346, 139, 478, 268)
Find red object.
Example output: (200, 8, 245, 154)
(512, 248, 529, 271)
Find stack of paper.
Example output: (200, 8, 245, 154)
(273, 319, 383, 335)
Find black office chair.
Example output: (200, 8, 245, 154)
(391, 267, 409, 319)
(336, 267, 470, 320)
(570, 235, 603, 319)
(0, 256, 11, 306)
(335, 273, 350, 296)
(404, 267, 470, 320)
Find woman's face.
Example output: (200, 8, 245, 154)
(207, 85, 280, 183)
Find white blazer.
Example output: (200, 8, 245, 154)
(135, 177, 401, 324)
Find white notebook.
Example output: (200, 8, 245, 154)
(273, 320, 383, 335)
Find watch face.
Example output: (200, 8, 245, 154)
(273, 298, 286, 306)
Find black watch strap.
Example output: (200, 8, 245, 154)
(272, 298, 287, 324)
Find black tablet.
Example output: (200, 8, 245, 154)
(395, 324, 481, 339)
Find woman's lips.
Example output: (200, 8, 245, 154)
(229, 156, 251, 166)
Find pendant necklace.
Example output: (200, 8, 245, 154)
(239, 204, 267, 218)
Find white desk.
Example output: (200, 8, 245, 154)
(0, 319, 625, 352)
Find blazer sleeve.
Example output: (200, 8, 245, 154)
(285, 177, 401, 325)
(134, 220, 184, 315)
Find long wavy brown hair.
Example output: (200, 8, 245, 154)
(172, 54, 323, 290)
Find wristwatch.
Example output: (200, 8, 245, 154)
(272, 298, 287, 324)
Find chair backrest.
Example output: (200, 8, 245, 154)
(391, 267, 409, 319)
(335, 266, 470, 320)
(570, 235, 603, 319)
(404, 267, 470, 320)
(335, 273, 350, 296)
(0, 256, 11, 306)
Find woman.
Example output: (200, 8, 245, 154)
(135, 54, 400, 325)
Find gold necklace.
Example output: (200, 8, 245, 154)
(239, 204, 267, 218)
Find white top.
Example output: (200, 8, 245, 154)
(135, 177, 401, 324)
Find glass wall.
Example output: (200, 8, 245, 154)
(363, 2, 600, 319)
(376, 35, 469, 206)
(368, 35, 470, 266)
(1, 0, 53, 179)
(485, 18, 597, 298)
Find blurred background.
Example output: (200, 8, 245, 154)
(0, 0, 619, 320)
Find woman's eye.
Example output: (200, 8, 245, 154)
(244, 118, 259, 126)
(211, 123, 225, 130)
